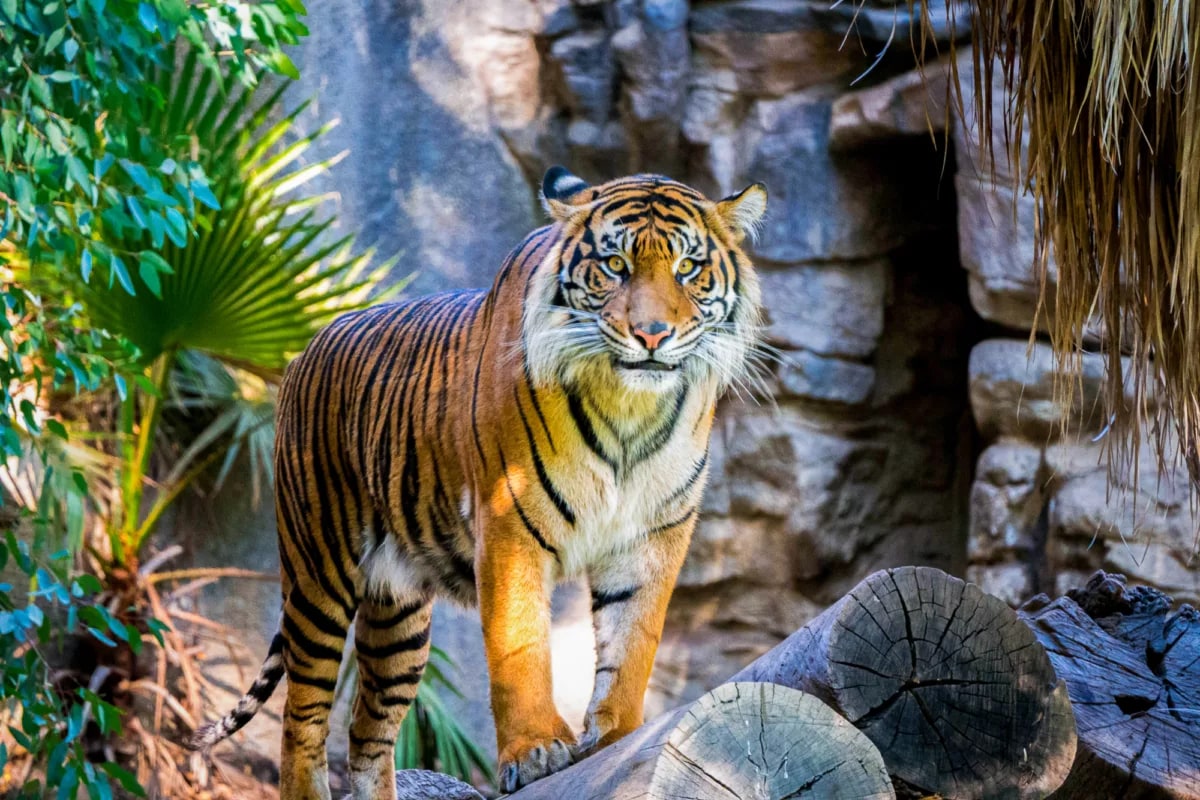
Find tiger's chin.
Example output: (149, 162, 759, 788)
(612, 359, 685, 393)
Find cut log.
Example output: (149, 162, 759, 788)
(509, 682, 895, 799)
(733, 566, 1077, 799)
(1019, 571, 1200, 800)
(341, 769, 484, 800)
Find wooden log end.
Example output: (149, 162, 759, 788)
(649, 682, 895, 800)
(751, 566, 1077, 799)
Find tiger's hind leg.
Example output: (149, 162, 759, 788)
(279, 581, 356, 800)
(348, 593, 433, 800)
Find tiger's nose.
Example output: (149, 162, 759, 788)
(632, 321, 674, 352)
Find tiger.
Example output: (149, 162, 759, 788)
(188, 167, 767, 799)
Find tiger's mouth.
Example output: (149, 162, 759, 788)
(615, 359, 678, 372)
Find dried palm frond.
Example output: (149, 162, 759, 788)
(892, 0, 1200, 542)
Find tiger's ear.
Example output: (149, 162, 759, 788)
(541, 166, 593, 222)
(716, 183, 768, 243)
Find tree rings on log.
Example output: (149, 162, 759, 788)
(508, 682, 895, 799)
(647, 682, 894, 799)
(736, 566, 1077, 799)
(1020, 571, 1200, 800)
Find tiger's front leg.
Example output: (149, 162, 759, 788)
(577, 512, 695, 755)
(476, 511, 576, 793)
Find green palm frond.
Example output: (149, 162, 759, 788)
(395, 646, 494, 783)
(333, 646, 494, 786)
(79, 45, 396, 374)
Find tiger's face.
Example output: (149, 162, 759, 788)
(525, 168, 767, 396)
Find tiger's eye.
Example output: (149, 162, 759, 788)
(678, 257, 697, 277)
(608, 255, 627, 273)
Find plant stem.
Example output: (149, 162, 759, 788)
(117, 350, 175, 567)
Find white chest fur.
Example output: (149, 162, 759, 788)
(553, 402, 709, 577)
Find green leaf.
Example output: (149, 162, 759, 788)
(138, 256, 162, 298)
(80, 250, 92, 283)
(139, 250, 173, 275)
(47, 70, 77, 83)
(110, 255, 135, 295)
(99, 762, 144, 797)
(137, 2, 158, 32)
(265, 51, 300, 80)
(44, 27, 65, 55)
(28, 74, 51, 106)
(191, 180, 220, 211)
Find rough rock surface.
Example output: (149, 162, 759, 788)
(179, 1, 1198, 786)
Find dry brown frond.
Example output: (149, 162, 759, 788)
(902, 0, 1200, 548)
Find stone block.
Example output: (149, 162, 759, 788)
(968, 339, 1111, 442)
(967, 563, 1034, 608)
(777, 349, 875, 406)
(746, 94, 943, 262)
(830, 61, 951, 150)
(967, 440, 1043, 562)
(758, 262, 888, 358)
(548, 30, 615, 124)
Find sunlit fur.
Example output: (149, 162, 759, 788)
(188, 170, 767, 800)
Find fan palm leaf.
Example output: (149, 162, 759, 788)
(79, 45, 396, 373)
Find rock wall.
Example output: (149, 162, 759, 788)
(180, 0, 1199, 780)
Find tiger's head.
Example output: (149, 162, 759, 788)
(524, 167, 767, 398)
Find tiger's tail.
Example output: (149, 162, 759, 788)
(187, 631, 285, 750)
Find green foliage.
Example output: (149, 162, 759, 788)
(60, 47, 394, 565)
(0, 0, 309, 545)
(0, 530, 161, 799)
(395, 647, 494, 783)
(0, 0, 306, 279)
(79, 46, 389, 372)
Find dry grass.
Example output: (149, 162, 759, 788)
(902, 1, 1200, 540)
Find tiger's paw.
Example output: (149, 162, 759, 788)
(571, 709, 638, 762)
(498, 730, 576, 793)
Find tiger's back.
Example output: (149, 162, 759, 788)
(276, 288, 490, 610)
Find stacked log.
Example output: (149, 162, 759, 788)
(1019, 571, 1200, 800)
(731, 566, 1077, 799)
(386, 567, 1200, 799)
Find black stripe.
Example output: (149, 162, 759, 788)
(365, 598, 426, 629)
(628, 386, 688, 467)
(591, 586, 639, 613)
(356, 627, 430, 660)
(288, 589, 348, 641)
(362, 668, 423, 691)
(283, 613, 344, 663)
(566, 389, 617, 473)
(515, 386, 575, 526)
(350, 733, 396, 749)
(649, 506, 698, 537)
(379, 694, 414, 707)
(521, 349, 556, 453)
(248, 668, 283, 703)
(661, 452, 708, 510)
(285, 670, 338, 693)
(359, 699, 389, 720)
(497, 448, 561, 561)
